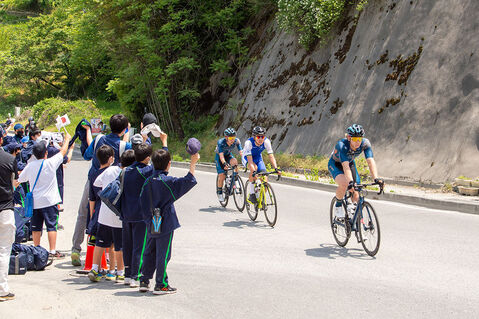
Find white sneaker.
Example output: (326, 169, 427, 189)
(130, 280, 139, 288)
(124, 277, 131, 286)
(217, 192, 225, 202)
(334, 205, 345, 218)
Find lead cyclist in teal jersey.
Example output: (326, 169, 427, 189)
(328, 124, 384, 219)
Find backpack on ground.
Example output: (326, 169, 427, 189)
(11, 243, 52, 270)
(9, 252, 28, 275)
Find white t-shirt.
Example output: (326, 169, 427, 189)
(93, 166, 122, 228)
(18, 153, 63, 209)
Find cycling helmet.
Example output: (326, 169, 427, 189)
(346, 124, 364, 137)
(252, 126, 266, 136)
(224, 127, 236, 137)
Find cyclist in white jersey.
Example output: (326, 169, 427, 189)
(242, 126, 281, 203)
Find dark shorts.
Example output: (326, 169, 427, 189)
(31, 205, 59, 232)
(215, 153, 234, 174)
(96, 223, 123, 251)
(328, 157, 361, 183)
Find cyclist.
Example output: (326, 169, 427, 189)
(242, 126, 281, 204)
(215, 128, 243, 202)
(328, 124, 384, 219)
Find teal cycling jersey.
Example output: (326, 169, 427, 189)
(330, 138, 373, 163)
(215, 137, 242, 156)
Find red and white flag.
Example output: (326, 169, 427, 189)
(56, 114, 71, 130)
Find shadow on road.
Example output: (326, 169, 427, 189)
(62, 276, 127, 291)
(114, 291, 157, 297)
(305, 243, 374, 260)
(198, 206, 238, 214)
(223, 219, 271, 229)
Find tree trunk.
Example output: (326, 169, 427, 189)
(168, 82, 184, 139)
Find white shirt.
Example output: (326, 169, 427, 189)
(93, 166, 122, 228)
(18, 153, 63, 209)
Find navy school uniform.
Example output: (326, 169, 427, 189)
(138, 169, 197, 288)
(120, 162, 153, 280)
(87, 167, 107, 236)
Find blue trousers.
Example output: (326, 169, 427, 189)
(122, 221, 147, 280)
(140, 232, 173, 288)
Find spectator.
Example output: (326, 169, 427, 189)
(13, 124, 24, 144)
(138, 149, 199, 295)
(0, 126, 18, 302)
(88, 149, 135, 283)
(18, 133, 72, 258)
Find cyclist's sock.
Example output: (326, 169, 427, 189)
(217, 187, 222, 194)
(335, 198, 343, 207)
(248, 183, 255, 194)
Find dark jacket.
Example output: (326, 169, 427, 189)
(139, 170, 197, 237)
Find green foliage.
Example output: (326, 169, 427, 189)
(31, 98, 101, 128)
(277, 0, 365, 48)
(1, 0, 54, 12)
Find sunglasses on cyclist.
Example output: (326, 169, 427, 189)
(351, 137, 363, 142)
(226, 136, 235, 140)
(254, 135, 265, 139)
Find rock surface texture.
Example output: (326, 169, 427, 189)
(217, 0, 479, 183)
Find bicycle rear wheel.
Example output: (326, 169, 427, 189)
(358, 201, 380, 256)
(233, 175, 246, 212)
(329, 197, 350, 247)
(216, 174, 228, 207)
(262, 183, 278, 227)
(244, 180, 258, 221)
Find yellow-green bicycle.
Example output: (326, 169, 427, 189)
(244, 170, 281, 227)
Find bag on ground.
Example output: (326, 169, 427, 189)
(9, 252, 28, 275)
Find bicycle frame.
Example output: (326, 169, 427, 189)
(223, 167, 239, 196)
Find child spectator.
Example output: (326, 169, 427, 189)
(17, 133, 72, 258)
(88, 149, 135, 282)
(138, 148, 199, 294)
(87, 145, 114, 240)
(121, 133, 167, 287)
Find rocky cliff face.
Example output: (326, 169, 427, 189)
(216, 0, 479, 182)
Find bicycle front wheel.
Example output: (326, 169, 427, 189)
(329, 197, 350, 247)
(233, 175, 246, 212)
(262, 183, 278, 227)
(244, 180, 258, 221)
(358, 201, 381, 256)
(216, 174, 228, 207)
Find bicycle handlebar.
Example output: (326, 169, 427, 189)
(352, 182, 384, 195)
(252, 169, 282, 181)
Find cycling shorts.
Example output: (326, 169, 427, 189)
(215, 153, 234, 174)
(242, 155, 267, 173)
(328, 157, 360, 183)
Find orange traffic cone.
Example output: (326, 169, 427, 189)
(80, 236, 108, 272)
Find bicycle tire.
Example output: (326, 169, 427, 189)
(329, 197, 350, 247)
(358, 201, 381, 256)
(262, 182, 278, 227)
(216, 174, 228, 207)
(244, 180, 258, 221)
(233, 174, 246, 212)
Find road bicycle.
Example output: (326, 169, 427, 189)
(216, 165, 246, 212)
(245, 170, 281, 227)
(330, 182, 384, 256)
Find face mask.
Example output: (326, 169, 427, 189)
(16, 130, 24, 137)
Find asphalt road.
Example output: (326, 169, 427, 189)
(3, 157, 479, 318)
